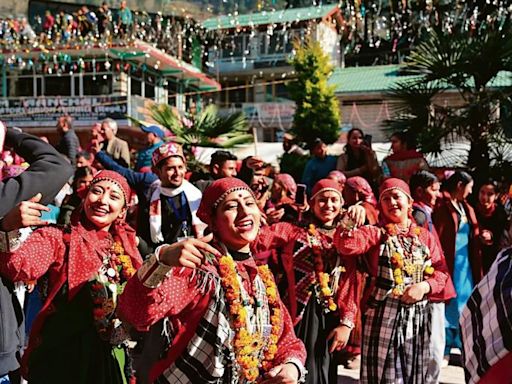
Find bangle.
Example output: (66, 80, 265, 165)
(0, 227, 22, 253)
(137, 253, 173, 288)
(340, 318, 355, 330)
(283, 358, 307, 383)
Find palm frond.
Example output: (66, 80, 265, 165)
(149, 104, 184, 136)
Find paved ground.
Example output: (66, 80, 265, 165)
(337, 351, 465, 384)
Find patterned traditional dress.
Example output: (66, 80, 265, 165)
(118, 247, 306, 384)
(461, 247, 512, 384)
(335, 223, 449, 384)
(0, 223, 142, 383)
(254, 221, 358, 384)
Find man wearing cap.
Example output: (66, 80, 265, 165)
(148, 142, 204, 244)
(100, 118, 131, 168)
(93, 141, 204, 249)
(135, 125, 164, 171)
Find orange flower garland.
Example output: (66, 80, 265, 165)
(385, 224, 435, 297)
(308, 224, 337, 312)
(217, 255, 281, 382)
(91, 241, 136, 340)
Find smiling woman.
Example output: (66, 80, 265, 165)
(334, 178, 451, 384)
(118, 178, 307, 384)
(0, 170, 142, 383)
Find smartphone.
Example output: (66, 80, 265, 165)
(364, 134, 372, 147)
(295, 184, 307, 205)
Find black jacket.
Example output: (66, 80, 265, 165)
(1, 129, 74, 215)
(55, 129, 80, 167)
(0, 129, 73, 375)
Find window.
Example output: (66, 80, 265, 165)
(268, 33, 284, 54)
(274, 82, 290, 100)
(84, 74, 112, 95)
(44, 75, 71, 96)
(145, 75, 155, 99)
(131, 76, 142, 96)
(15, 76, 35, 97)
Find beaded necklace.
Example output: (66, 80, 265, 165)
(384, 224, 435, 297)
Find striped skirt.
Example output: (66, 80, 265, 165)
(361, 297, 432, 384)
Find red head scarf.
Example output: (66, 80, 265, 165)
(379, 177, 413, 202)
(310, 178, 343, 201)
(90, 170, 131, 205)
(274, 173, 297, 199)
(197, 177, 254, 226)
(346, 176, 377, 206)
(68, 170, 141, 298)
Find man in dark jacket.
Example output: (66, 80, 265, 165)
(55, 115, 80, 168)
(0, 127, 73, 383)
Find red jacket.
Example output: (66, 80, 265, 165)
(432, 192, 482, 284)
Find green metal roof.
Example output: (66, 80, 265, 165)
(329, 64, 512, 94)
(328, 65, 419, 94)
(203, 5, 338, 31)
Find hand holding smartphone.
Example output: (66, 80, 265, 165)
(295, 184, 307, 205)
(363, 134, 372, 148)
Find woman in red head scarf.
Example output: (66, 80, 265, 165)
(344, 176, 379, 225)
(118, 177, 307, 384)
(334, 178, 450, 384)
(0, 170, 142, 383)
(264, 173, 300, 224)
(254, 178, 366, 384)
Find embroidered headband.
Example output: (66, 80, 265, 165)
(379, 177, 412, 202)
(90, 170, 131, 205)
(197, 178, 254, 225)
(151, 142, 185, 167)
(310, 179, 343, 201)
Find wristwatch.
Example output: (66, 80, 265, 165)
(0, 217, 22, 253)
(137, 252, 173, 288)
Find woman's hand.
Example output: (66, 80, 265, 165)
(480, 229, 493, 245)
(266, 207, 285, 224)
(1, 193, 50, 231)
(327, 325, 352, 353)
(159, 233, 221, 269)
(401, 281, 430, 304)
(260, 363, 299, 384)
(346, 204, 366, 227)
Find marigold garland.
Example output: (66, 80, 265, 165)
(90, 240, 136, 341)
(217, 255, 281, 382)
(385, 224, 435, 297)
(308, 224, 338, 312)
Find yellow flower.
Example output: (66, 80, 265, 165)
(394, 269, 402, 277)
(395, 276, 404, 285)
(328, 302, 337, 311)
(424, 266, 435, 276)
(321, 287, 332, 296)
(265, 286, 277, 299)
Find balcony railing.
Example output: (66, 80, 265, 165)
(207, 52, 293, 74)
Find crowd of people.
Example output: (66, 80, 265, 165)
(0, 1, 191, 56)
(0, 117, 511, 384)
